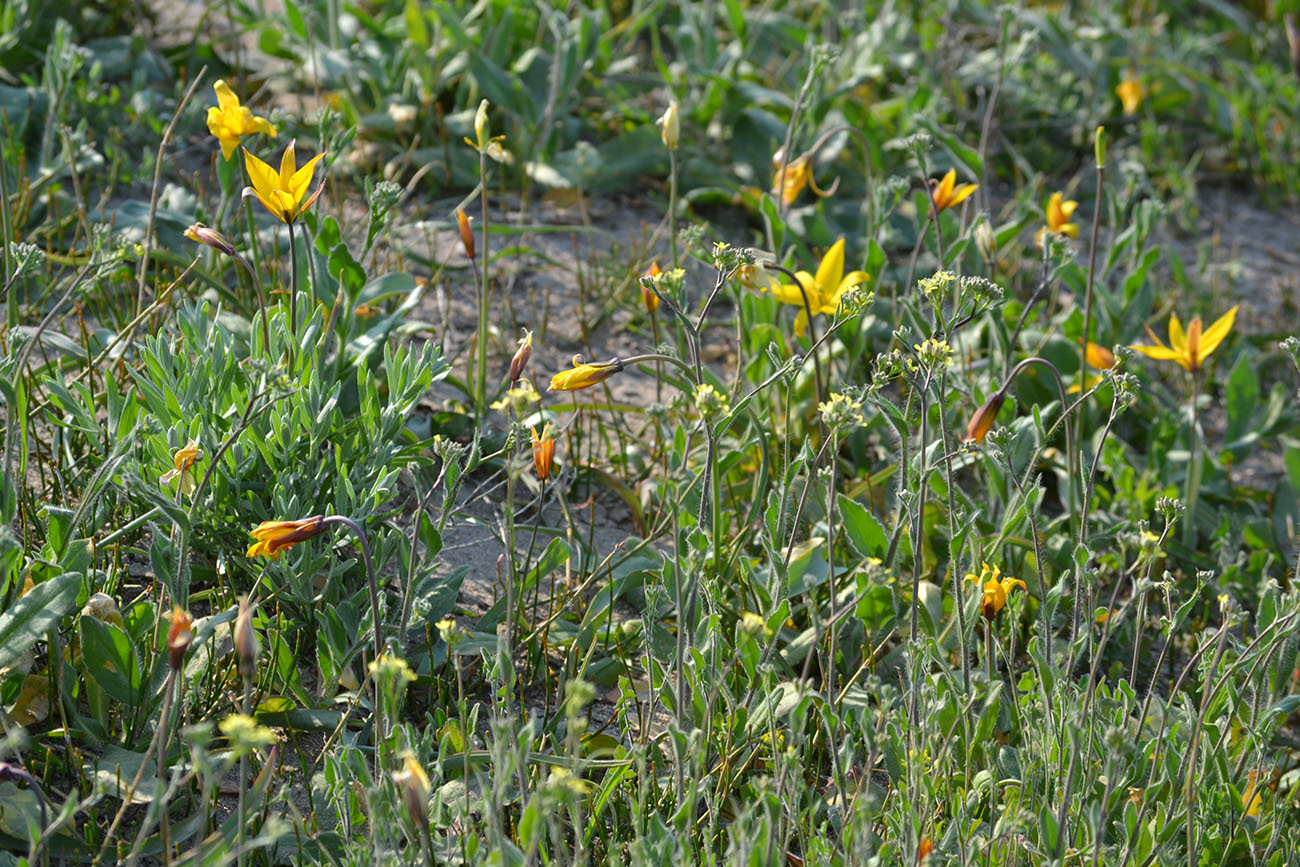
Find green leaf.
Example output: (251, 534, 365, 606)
(79, 617, 145, 708)
(837, 494, 888, 559)
(1224, 354, 1258, 445)
(0, 570, 81, 671)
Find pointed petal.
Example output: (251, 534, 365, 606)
(279, 140, 298, 188)
(934, 169, 955, 207)
(247, 116, 276, 138)
(295, 180, 327, 219)
(243, 186, 287, 223)
(815, 239, 846, 295)
(1185, 317, 1203, 367)
(1167, 313, 1186, 353)
(219, 135, 239, 161)
(1059, 199, 1078, 221)
(1130, 343, 1183, 361)
(242, 149, 279, 201)
(289, 152, 326, 205)
(947, 182, 977, 209)
(214, 80, 240, 113)
(1197, 306, 1237, 359)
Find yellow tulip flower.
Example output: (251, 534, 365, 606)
(241, 140, 327, 224)
(766, 238, 869, 338)
(160, 440, 202, 495)
(549, 357, 625, 391)
(246, 516, 326, 558)
(1132, 306, 1237, 373)
(930, 168, 978, 213)
(1116, 73, 1143, 115)
(964, 562, 1026, 621)
(207, 80, 276, 161)
(1035, 192, 1080, 247)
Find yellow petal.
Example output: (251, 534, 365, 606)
(289, 152, 326, 206)
(946, 182, 977, 209)
(814, 239, 847, 296)
(771, 273, 817, 309)
(279, 140, 298, 188)
(243, 149, 280, 202)
(218, 134, 239, 162)
(1167, 312, 1186, 353)
(933, 169, 955, 208)
(214, 80, 240, 114)
(247, 115, 277, 139)
(1197, 306, 1237, 360)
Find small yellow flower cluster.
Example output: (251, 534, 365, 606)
(818, 392, 865, 431)
(912, 338, 954, 370)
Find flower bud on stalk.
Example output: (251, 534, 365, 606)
(456, 209, 475, 260)
(168, 608, 194, 672)
(508, 330, 533, 384)
(233, 596, 260, 681)
(963, 391, 1006, 445)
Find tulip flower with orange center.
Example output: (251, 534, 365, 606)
(246, 516, 326, 558)
(532, 424, 556, 481)
(964, 563, 1026, 621)
(549, 356, 625, 391)
(930, 169, 978, 213)
(1131, 307, 1237, 374)
(1035, 192, 1079, 248)
(766, 238, 869, 338)
(242, 140, 327, 224)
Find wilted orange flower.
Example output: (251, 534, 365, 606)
(963, 392, 1006, 445)
(167, 608, 194, 671)
(161, 440, 203, 495)
(531, 424, 556, 481)
(457, 209, 475, 260)
(246, 516, 326, 558)
(641, 262, 661, 313)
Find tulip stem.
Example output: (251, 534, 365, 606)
(1184, 374, 1202, 547)
(1076, 153, 1106, 522)
(476, 149, 491, 420)
(321, 515, 386, 749)
(287, 219, 299, 338)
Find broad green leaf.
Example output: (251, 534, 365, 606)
(0, 570, 81, 671)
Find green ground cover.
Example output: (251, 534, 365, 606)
(2, 0, 1300, 863)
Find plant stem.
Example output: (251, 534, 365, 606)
(287, 219, 298, 336)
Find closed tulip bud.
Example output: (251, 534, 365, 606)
(658, 100, 679, 151)
(641, 262, 661, 313)
(185, 223, 239, 257)
(508, 330, 533, 384)
(531, 424, 556, 481)
(168, 608, 194, 671)
(233, 596, 260, 680)
(456, 209, 475, 260)
(391, 750, 431, 828)
(963, 391, 1006, 445)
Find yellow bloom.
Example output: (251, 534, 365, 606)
(464, 99, 511, 163)
(246, 515, 326, 558)
(771, 150, 833, 207)
(1035, 192, 1080, 247)
(1242, 769, 1263, 818)
(1116, 73, 1143, 115)
(1068, 342, 1117, 393)
(207, 80, 276, 161)
(964, 562, 1026, 620)
(1131, 306, 1237, 373)
(160, 440, 202, 495)
(766, 238, 869, 338)
(549, 357, 625, 391)
(241, 140, 327, 224)
(641, 262, 661, 312)
(930, 168, 978, 213)
(391, 750, 431, 827)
